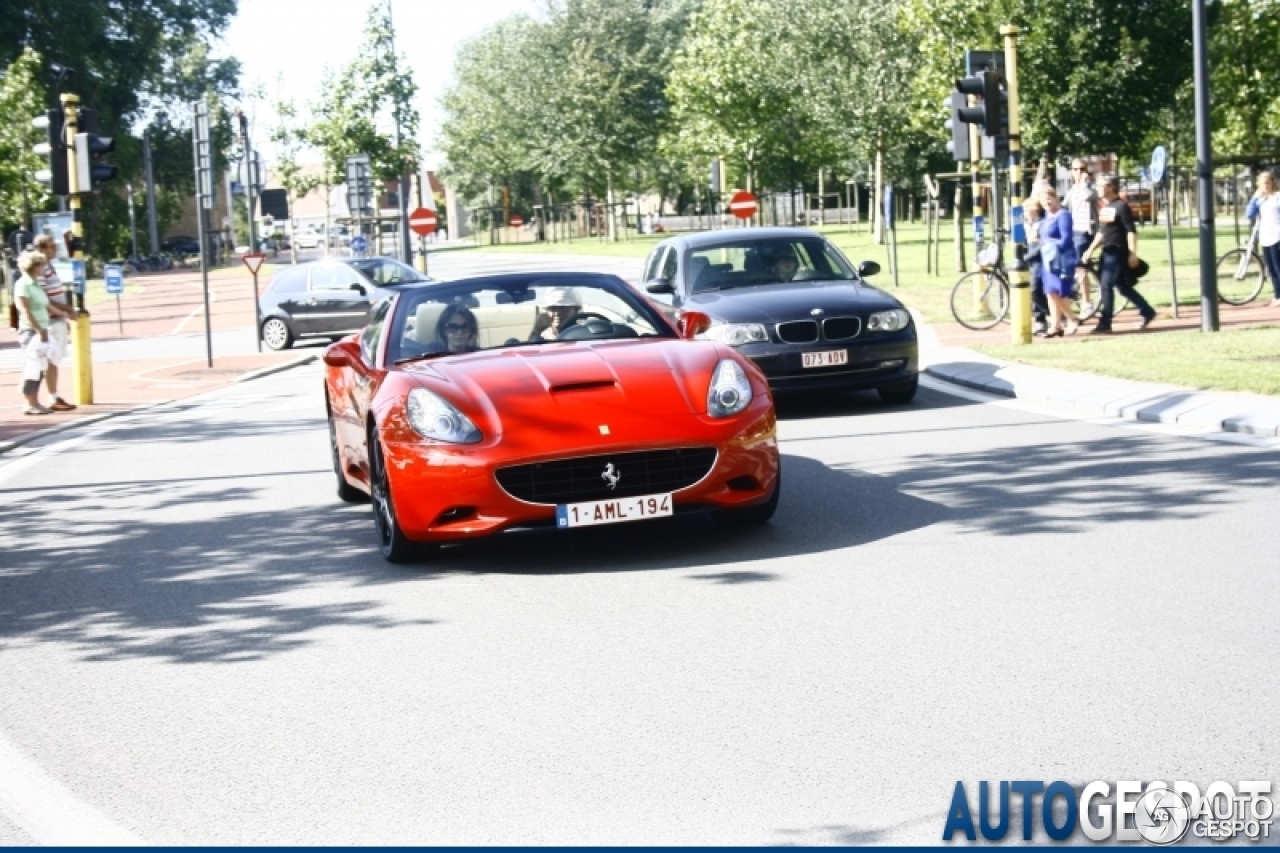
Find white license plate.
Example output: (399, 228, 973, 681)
(556, 492, 673, 528)
(802, 349, 848, 368)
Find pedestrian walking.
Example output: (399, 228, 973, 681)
(12, 251, 77, 415)
(1081, 176, 1157, 334)
(32, 234, 77, 411)
(1024, 198, 1051, 336)
(1246, 170, 1280, 307)
(1039, 188, 1080, 336)
(1063, 159, 1099, 315)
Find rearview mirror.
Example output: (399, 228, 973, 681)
(645, 277, 674, 295)
(349, 283, 367, 296)
(322, 342, 354, 368)
(677, 311, 712, 340)
(858, 260, 881, 278)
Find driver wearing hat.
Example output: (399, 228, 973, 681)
(529, 286, 584, 340)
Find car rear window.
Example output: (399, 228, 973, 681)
(268, 267, 306, 294)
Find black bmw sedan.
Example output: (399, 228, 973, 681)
(641, 228, 919, 403)
(258, 256, 430, 350)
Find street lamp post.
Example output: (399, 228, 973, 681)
(1193, 0, 1219, 332)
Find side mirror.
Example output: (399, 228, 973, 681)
(322, 342, 353, 368)
(858, 260, 881, 278)
(349, 283, 367, 296)
(677, 311, 712, 340)
(645, 277, 674, 295)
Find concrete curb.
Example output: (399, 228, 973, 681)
(924, 354, 1280, 438)
(0, 353, 319, 457)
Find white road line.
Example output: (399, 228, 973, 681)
(0, 728, 145, 846)
(170, 278, 218, 336)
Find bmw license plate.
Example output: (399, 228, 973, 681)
(556, 493, 673, 528)
(802, 349, 848, 368)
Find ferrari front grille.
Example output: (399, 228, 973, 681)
(776, 320, 819, 344)
(495, 447, 718, 505)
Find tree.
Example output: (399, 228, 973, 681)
(0, 48, 50, 232)
(1210, 0, 1280, 155)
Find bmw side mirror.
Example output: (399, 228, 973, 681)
(645, 277, 675, 295)
(349, 283, 367, 296)
(858, 260, 881, 278)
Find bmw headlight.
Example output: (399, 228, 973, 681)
(866, 309, 911, 333)
(698, 322, 769, 347)
(406, 388, 481, 443)
(707, 359, 753, 418)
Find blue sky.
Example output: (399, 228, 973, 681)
(220, 0, 538, 167)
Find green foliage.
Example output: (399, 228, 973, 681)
(1210, 0, 1280, 155)
(0, 48, 49, 232)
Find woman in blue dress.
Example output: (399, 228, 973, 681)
(1039, 188, 1079, 336)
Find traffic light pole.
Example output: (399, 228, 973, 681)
(61, 93, 94, 405)
(1001, 25, 1031, 345)
(1192, 0, 1219, 332)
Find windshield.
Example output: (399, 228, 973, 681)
(386, 275, 673, 364)
(686, 237, 857, 292)
(346, 258, 426, 285)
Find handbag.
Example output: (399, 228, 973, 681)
(7, 302, 17, 330)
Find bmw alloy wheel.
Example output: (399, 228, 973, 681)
(262, 317, 293, 350)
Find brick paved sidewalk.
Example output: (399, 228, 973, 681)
(0, 264, 311, 451)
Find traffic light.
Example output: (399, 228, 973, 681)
(944, 92, 971, 162)
(955, 69, 1003, 136)
(74, 108, 117, 192)
(32, 109, 69, 196)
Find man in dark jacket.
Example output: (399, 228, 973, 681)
(1081, 177, 1156, 334)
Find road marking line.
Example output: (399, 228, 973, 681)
(0, 727, 145, 845)
(170, 278, 218, 335)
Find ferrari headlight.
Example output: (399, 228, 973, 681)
(707, 359, 753, 418)
(698, 322, 769, 347)
(866, 309, 911, 333)
(406, 388, 481, 443)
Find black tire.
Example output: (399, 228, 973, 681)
(1073, 264, 1102, 322)
(949, 271, 1009, 330)
(877, 374, 919, 405)
(369, 429, 427, 563)
(329, 409, 367, 504)
(1216, 249, 1266, 306)
(712, 466, 781, 527)
(262, 316, 294, 351)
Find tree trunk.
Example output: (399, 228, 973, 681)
(873, 144, 884, 245)
(606, 173, 617, 242)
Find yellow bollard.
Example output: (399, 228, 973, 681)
(71, 312, 93, 405)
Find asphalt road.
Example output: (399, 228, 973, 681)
(1, 253, 1278, 845)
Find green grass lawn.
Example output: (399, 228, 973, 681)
(977, 325, 1280, 396)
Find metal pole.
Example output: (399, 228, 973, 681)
(127, 181, 137, 259)
(193, 99, 213, 367)
(1002, 25, 1031, 344)
(1193, 0, 1220, 331)
(1164, 179, 1179, 318)
(143, 135, 160, 255)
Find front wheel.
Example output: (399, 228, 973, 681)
(877, 375, 918, 405)
(711, 467, 781, 527)
(262, 317, 294, 351)
(950, 271, 1009, 330)
(1216, 249, 1266, 305)
(369, 430, 428, 563)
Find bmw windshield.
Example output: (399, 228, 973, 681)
(686, 237, 857, 292)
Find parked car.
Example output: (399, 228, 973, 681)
(161, 235, 201, 256)
(294, 229, 326, 250)
(640, 227, 919, 403)
(322, 272, 779, 562)
(258, 257, 430, 350)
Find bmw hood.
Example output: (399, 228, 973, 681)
(684, 280, 903, 324)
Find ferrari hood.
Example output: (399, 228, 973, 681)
(684, 280, 903, 324)
(402, 339, 730, 450)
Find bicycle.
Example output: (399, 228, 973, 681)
(1215, 220, 1268, 305)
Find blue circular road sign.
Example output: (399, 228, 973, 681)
(1150, 145, 1168, 184)
(350, 234, 368, 254)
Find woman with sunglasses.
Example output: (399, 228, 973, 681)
(435, 304, 480, 352)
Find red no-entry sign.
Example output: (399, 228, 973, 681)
(728, 190, 758, 220)
(409, 207, 438, 236)
(510, 215, 524, 227)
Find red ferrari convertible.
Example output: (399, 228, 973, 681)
(323, 272, 780, 562)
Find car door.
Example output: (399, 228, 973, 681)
(306, 263, 373, 336)
(263, 267, 308, 330)
(345, 299, 392, 482)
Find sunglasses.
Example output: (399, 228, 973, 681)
(445, 323, 473, 333)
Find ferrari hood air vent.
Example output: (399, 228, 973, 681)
(549, 380, 617, 393)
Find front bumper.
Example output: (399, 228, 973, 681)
(380, 400, 779, 542)
(737, 333, 918, 393)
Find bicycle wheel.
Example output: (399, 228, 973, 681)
(1215, 249, 1266, 305)
(950, 270, 1010, 330)
(1072, 264, 1102, 322)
